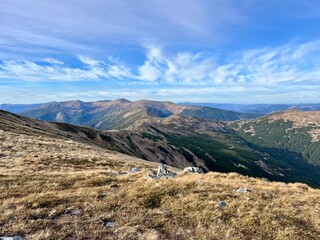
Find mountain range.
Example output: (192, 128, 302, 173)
(180, 102, 320, 114)
(1, 99, 320, 187)
(0, 99, 259, 130)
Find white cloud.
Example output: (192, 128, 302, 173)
(0, 56, 135, 82)
(108, 64, 134, 79)
(0, 60, 100, 81)
(1, 40, 320, 92)
(236, 40, 320, 85)
(78, 55, 100, 67)
(134, 40, 320, 86)
(138, 62, 161, 81)
(43, 58, 64, 65)
(136, 45, 217, 83)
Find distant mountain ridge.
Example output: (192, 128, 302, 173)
(180, 102, 320, 114)
(0, 99, 259, 130)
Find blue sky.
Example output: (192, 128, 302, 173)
(1, 0, 320, 104)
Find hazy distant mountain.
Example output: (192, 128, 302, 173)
(0, 103, 48, 113)
(1, 109, 320, 187)
(180, 102, 320, 114)
(232, 110, 320, 166)
(0, 99, 259, 130)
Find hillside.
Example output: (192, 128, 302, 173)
(232, 110, 320, 166)
(1, 111, 320, 239)
(0, 99, 259, 130)
(128, 117, 320, 187)
(1, 110, 320, 187)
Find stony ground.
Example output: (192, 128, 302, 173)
(1, 129, 320, 239)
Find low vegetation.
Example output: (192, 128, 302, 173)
(233, 110, 320, 166)
(1, 129, 320, 239)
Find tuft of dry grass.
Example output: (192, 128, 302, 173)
(1, 129, 320, 239)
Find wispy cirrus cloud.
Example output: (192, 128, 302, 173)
(0, 56, 134, 82)
(136, 44, 217, 84)
(0, 59, 101, 81)
(43, 58, 64, 65)
(1, 40, 320, 87)
(232, 40, 320, 86)
(136, 40, 320, 86)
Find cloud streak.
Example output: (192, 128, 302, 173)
(1, 40, 320, 87)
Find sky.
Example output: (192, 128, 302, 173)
(1, 0, 320, 104)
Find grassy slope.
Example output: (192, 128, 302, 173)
(1, 129, 320, 239)
(153, 129, 320, 187)
(234, 119, 320, 166)
(179, 107, 260, 121)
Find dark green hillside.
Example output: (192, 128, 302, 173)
(152, 129, 320, 187)
(233, 112, 320, 166)
(179, 107, 260, 121)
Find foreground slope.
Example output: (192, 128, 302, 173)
(232, 110, 320, 166)
(1, 116, 320, 239)
(0, 99, 259, 130)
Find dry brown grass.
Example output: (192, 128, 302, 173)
(1, 129, 320, 239)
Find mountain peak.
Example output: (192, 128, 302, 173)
(113, 98, 131, 103)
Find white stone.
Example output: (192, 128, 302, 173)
(236, 188, 251, 193)
(183, 167, 204, 174)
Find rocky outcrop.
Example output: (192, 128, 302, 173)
(147, 164, 176, 179)
(183, 167, 204, 174)
(0, 237, 25, 240)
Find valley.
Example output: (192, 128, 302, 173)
(1, 102, 320, 187)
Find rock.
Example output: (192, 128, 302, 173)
(105, 222, 116, 228)
(127, 167, 140, 173)
(216, 201, 228, 207)
(0, 237, 25, 240)
(233, 163, 249, 170)
(183, 167, 204, 174)
(102, 218, 116, 228)
(236, 188, 251, 193)
(70, 209, 82, 216)
(146, 164, 176, 179)
(157, 164, 176, 178)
